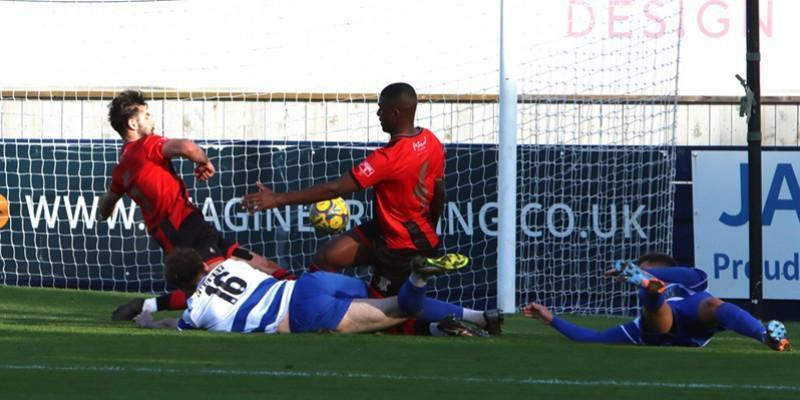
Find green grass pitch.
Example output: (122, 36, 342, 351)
(0, 286, 797, 399)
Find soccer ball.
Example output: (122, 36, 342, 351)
(310, 197, 349, 234)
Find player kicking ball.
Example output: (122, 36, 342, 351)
(134, 248, 477, 335)
(99, 90, 292, 321)
(241, 83, 501, 336)
(523, 253, 790, 351)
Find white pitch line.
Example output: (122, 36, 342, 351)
(2, 364, 799, 392)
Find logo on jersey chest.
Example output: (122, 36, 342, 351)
(412, 136, 428, 152)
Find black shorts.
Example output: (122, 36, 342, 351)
(351, 220, 438, 297)
(151, 210, 237, 264)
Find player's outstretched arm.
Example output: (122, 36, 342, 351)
(242, 174, 360, 212)
(133, 312, 179, 329)
(97, 190, 122, 221)
(523, 303, 635, 344)
(162, 139, 216, 181)
(523, 303, 555, 324)
(244, 253, 296, 280)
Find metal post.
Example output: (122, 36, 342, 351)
(498, 0, 517, 313)
(745, 0, 763, 319)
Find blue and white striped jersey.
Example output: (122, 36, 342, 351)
(177, 259, 295, 334)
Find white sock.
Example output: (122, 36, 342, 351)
(142, 298, 158, 313)
(428, 322, 447, 337)
(462, 309, 486, 327)
(409, 272, 427, 288)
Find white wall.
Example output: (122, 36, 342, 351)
(3, 98, 797, 146)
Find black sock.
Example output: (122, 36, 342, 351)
(155, 293, 172, 311)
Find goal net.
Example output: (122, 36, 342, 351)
(0, 0, 681, 314)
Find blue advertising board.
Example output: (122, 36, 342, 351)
(0, 140, 671, 311)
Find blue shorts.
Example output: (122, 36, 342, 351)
(641, 291, 719, 347)
(288, 271, 369, 333)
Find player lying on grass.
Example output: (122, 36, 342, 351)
(134, 248, 487, 336)
(523, 253, 790, 351)
(99, 90, 292, 321)
(241, 83, 501, 335)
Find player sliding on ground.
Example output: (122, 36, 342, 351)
(134, 248, 477, 335)
(99, 90, 292, 321)
(241, 83, 501, 336)
(523, 253, 790, 351)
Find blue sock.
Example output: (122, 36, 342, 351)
(646, 267, 708, 290)
(397, 281, 426, 315)
(716, 302, 766, 342)
(418, 297, 464, 322)
(638, 288, 665, 312)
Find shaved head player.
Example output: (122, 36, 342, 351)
(242, 83, 501, 335)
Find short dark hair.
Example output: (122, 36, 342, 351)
(164, 248, 205, 292)
(636, 252, 677, 267)
(380, 82, 417, 102)
(108, 90, 147, 137)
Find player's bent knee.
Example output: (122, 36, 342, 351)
(313, 236, 358, 270)
(708, 297, 724, 311)
(697, 297, 725, 325)
(312, 250, 329, 268)
(701, 297, 724, 311)
(702, 297, 725, 314)
(310, 249, 341, 273)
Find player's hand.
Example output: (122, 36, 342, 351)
(604, 268, 620, 277)
(133, 311, 155, 328)
(604, 268, 628, 284)
(195, 161, 216, 181)
(522, 303, 553, 325)
(241, 181, 281, 213)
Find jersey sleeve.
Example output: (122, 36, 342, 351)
(143, 135, 169, 163)
(550, 316, 641, 344)
(350, 147, 396, 188)
(646, 266, 709, 293)
(433, 142, 445, 179)
(176, 310, 197, 331)
(109, 166, 125, 195)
